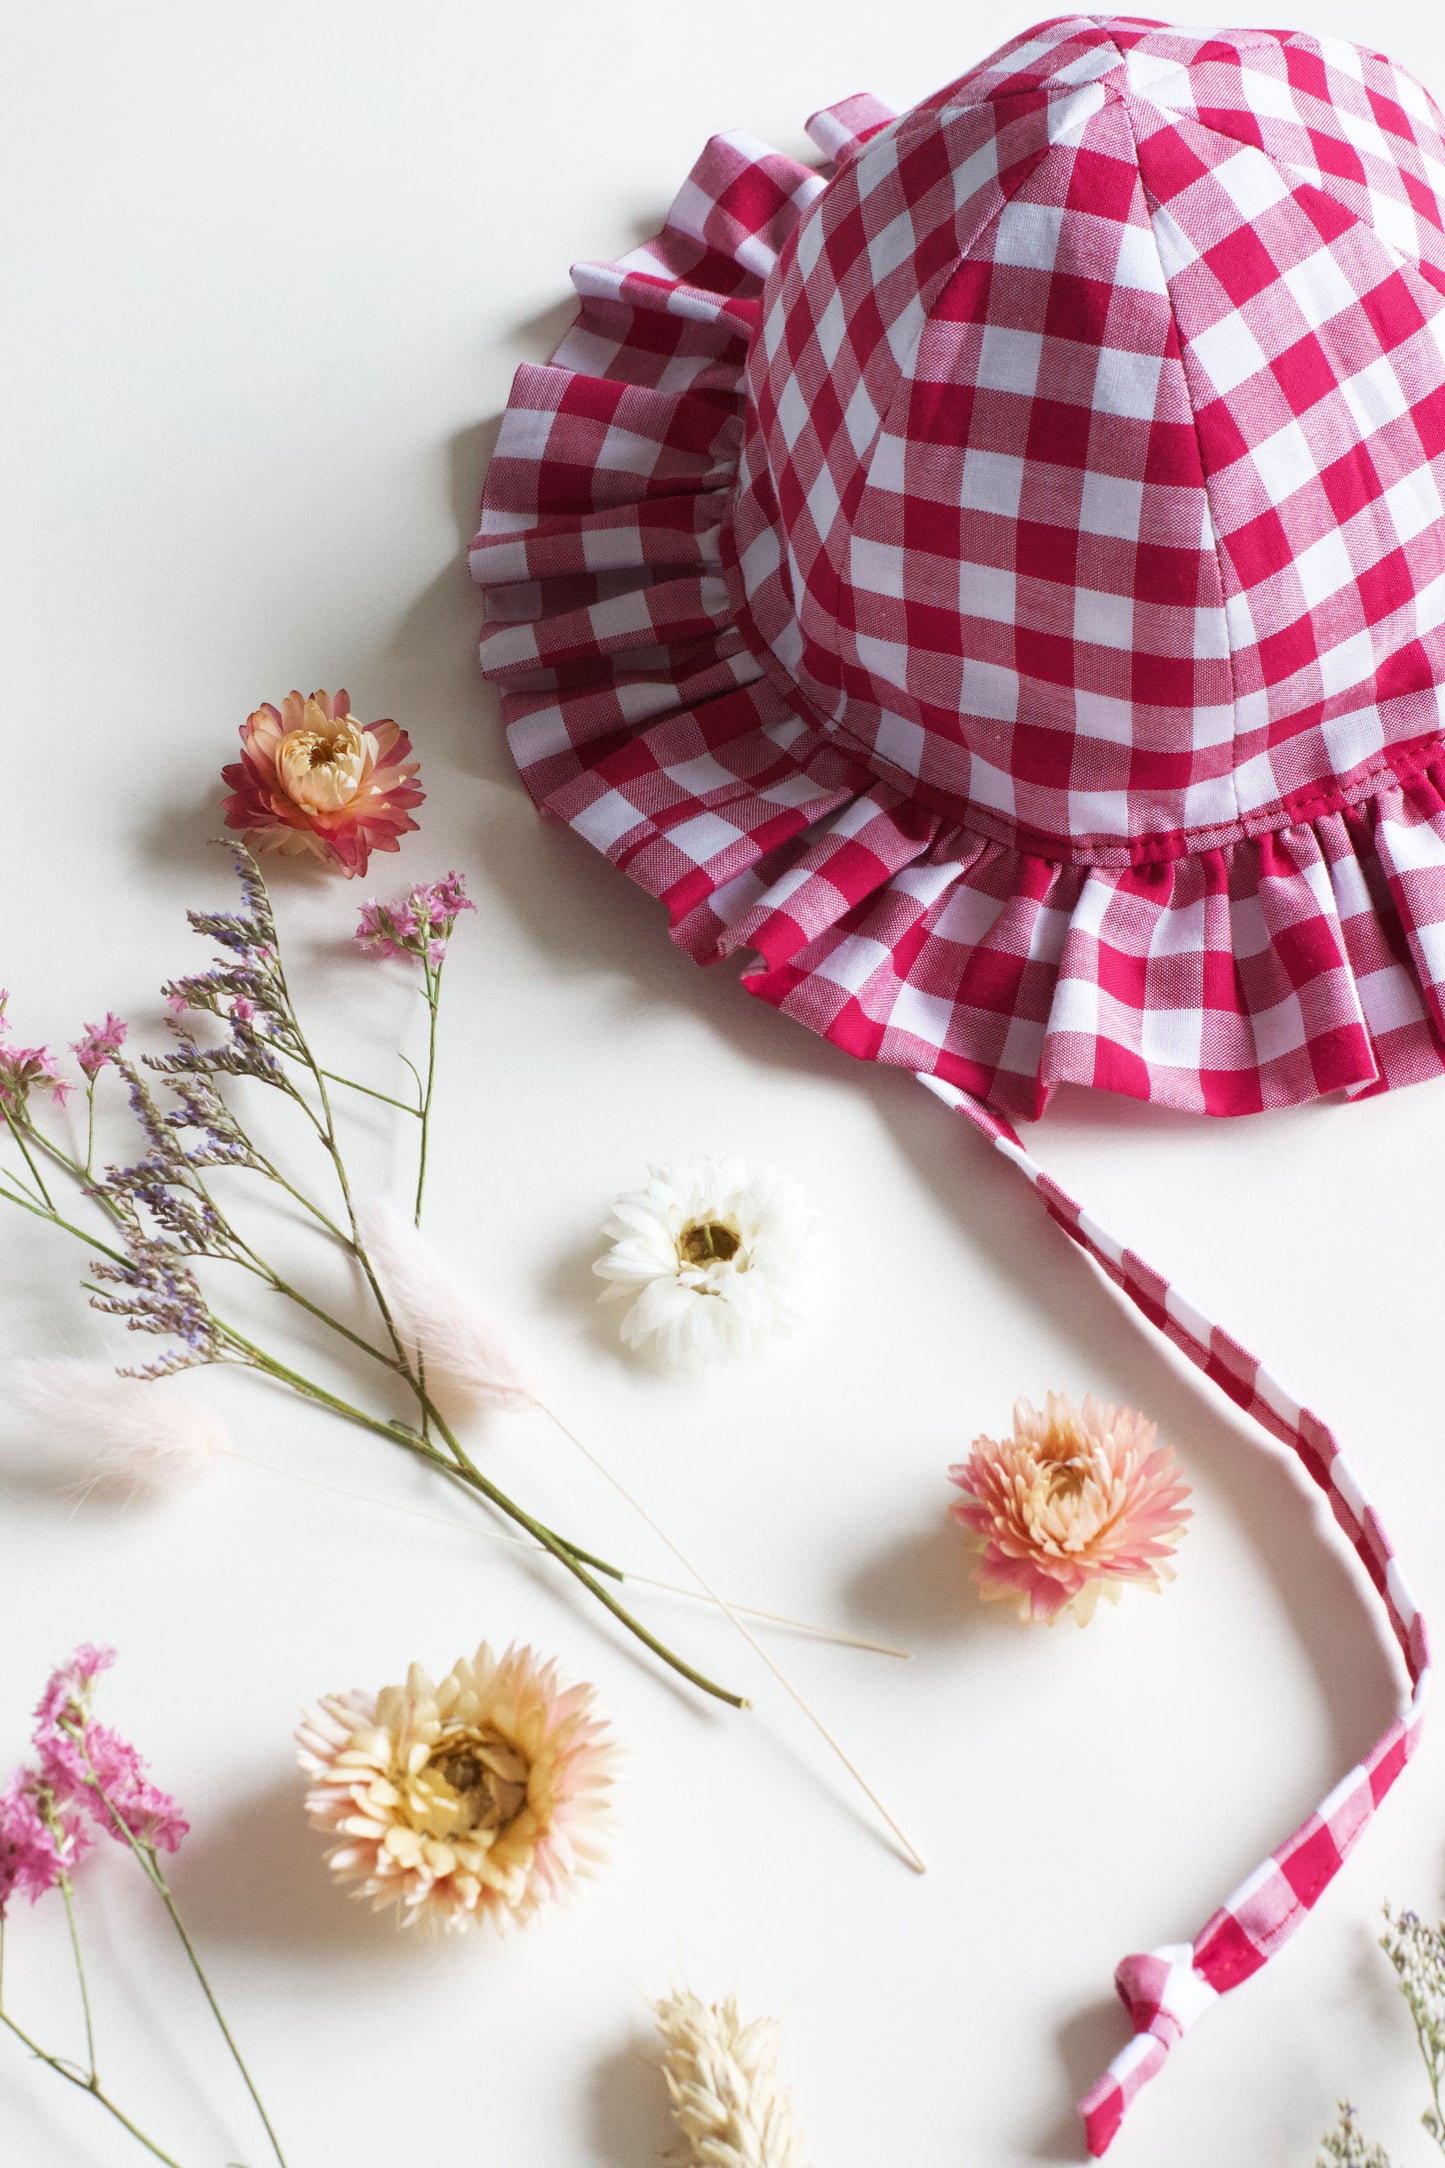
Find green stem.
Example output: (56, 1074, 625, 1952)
(423, 1403, 745, 1708)
(3, 1106, 55, 1210)
(316, 1067, 421, 1117)
(58, 1874, 97, 2084)
(74, 1746, 288, 2168)
(84, 1081, 97, 1184)
(222, 1328, 622, 1581)
(154, 1877, 286, 2168)
(397, 1052, 425, 1109)
(0, 1181, 131, 1266)
(223, 1327, 741, 1704)
(0, 2011, 189, 2167)
(0, 1918, 187, 2168)
(413, 962, 440, 1226)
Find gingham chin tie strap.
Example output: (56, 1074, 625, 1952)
(923, 1075, 1430, 2154)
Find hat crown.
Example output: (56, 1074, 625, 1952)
(729, 18, 1445, 864)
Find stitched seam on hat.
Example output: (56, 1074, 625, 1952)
(1083, 43, 1245, 851)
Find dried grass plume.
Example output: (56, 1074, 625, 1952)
(5, 1358, 228, 1492)
(356, 1196, 536, 1416)
(654, 1989, 810, 2168)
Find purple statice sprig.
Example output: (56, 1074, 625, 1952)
(0, 846, 744, 1717)
(87, 1223, 223, 1378)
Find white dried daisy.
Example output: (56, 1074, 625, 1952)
(295, 1641, 616, 1932)
(592, 1158, 818, 1368)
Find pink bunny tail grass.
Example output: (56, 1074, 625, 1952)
(5, 1359, 228, 1491)
(355, 1197, 538, 1417)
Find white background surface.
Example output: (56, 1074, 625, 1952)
(4, 4, 1445, 2164)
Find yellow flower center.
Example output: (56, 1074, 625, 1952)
(420, 1727, 529, 1838)
(275, 701, 372, 814)
(678, 1219, 742, 1267)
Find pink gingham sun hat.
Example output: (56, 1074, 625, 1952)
(473, 17, 1434, 2153)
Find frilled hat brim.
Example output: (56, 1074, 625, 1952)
(473, 100, 1445, 1120)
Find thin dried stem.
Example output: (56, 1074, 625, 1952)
(539, 1403, 928, 1874)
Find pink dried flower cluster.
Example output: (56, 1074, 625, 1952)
(71, 1012, 129, 1080)
(948, 1392, 1193, 1626)
(0, 991, 70, 1111)
(354, 872, 475, 966)
(0, 1645, 187, 1913)
(0, 1771, 91, 1909)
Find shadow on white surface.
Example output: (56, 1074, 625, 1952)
(844, 1513, 1020, 1649)
(587, 2023, 676, 2168)
(170, 1771, 432, 1961)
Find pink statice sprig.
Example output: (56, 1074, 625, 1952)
(0, 991, 71, 1112)
(71, 1013, 129, 1081)
(0, 1770, 93, 1912)
(355, 872, 475, 968)
(32, 1643, 188, 1857)
(0, 1646, 187, 1916)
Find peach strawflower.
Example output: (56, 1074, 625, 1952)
(948, 1392, 1192, 1626)
(295, 1642, 616, 1931)
(221, 688, 423, 877)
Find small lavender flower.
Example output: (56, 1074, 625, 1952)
(89, 1227, 222, 1376)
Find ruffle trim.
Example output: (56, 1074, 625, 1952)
(472, 98, 1445, 1120)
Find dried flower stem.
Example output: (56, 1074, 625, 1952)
(2, 1102, 55, 1211)
(0, 1974, 186, 2168)
(542, 1405, 928, 1873)
(6, 1119, 747, 1706)
(414, 953, 442, 1223)
(0, 851, 749, 1712)
(72, 1726, 288, 2168)
(224, 1448, 909, 1656)
(57, 1872, 97, 2082)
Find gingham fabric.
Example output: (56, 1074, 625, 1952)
(474, 19, 1445, 1119)
(924, 1071, 1429, 2152)
(473, 20, 1438, 2152)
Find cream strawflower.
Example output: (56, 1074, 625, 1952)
(948, 1391, 1192, 1626)
(654, 1989, 810, 2168)
(593, 1157, 817, 1367)
(295, 1642, 616, 1931)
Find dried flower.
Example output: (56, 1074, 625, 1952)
(0, 1770, 92, 1912)
(356, 1195, 536, 1415)
(593, 1158, 817, 1367)
(0, 1001, 71, 1111)
(0, 1646, 187, 1913)
(1316, 2103, 1394, 2167)
(71, 1013, 129, 1080)
(33, 1644, 188, 1854)
(88, 1212, 222, 1377)
(654, 1989, 810, 2168)
(221, 688, 423, 878)
(355, 873, 475, 963)
(7, 1358, 228, 1490)
(296, 1642, 615, 1932)
(948, 1392, 1192, 1625)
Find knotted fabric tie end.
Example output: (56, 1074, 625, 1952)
(1080, 1946, 1218, 2155)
